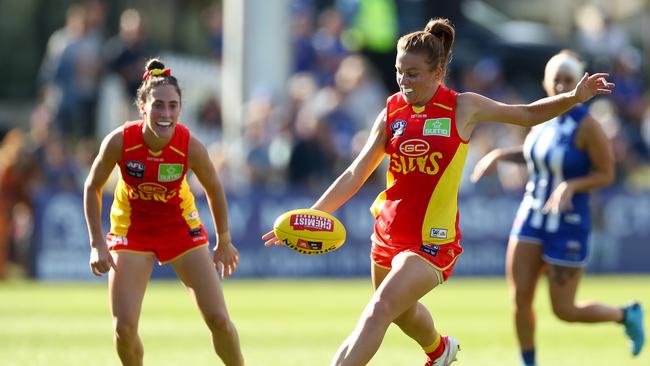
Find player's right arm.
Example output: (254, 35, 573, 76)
(84, 128, 122, 276)
(311, 108, 388, 214)
(262, 108, 388, 247)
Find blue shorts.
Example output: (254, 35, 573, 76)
(510, 211, 590, 268)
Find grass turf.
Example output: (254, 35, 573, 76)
(0, 276, 648, 365)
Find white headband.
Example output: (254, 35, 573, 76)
(545, 53, 584, 81)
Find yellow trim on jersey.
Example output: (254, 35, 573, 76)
(370, 168, 395, 217)
(169, 145, 186, 157)
(388, 104, 410, 118)
(148, 149, 163, 156)
(421, 143, 469, 244)
(110, 178, 132, 236)
(125, 144, 143, 152)
(432, 102, 452, 111)
(412, 105, 425, 114)
(179, 178, 202, 228)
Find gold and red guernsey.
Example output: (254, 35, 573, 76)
(110, 120, 202, 236)
(370, 85, 469, 247)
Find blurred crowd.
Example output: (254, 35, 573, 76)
(0, 0, 649, 278)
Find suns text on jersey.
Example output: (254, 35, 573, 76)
(389, 152, 443, 175)
(126, 185, 178, 202)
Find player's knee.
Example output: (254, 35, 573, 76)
(393, 305, 417, 326)
(512, 288, 535, 309)
(552, 303, 578, 322)
(113, 319, 139, 342)
(204, 311, 234, 334)
(364, 299, 395, 325)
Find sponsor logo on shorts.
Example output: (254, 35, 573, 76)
(189, 227, 207, 242)
(430, 228, 448, 239)
(189, 227, 203, 237)
(290, 214, 333, 232)
(420, 244, 440, 257)
(108, 235, 128, 246)
(564, 213, 581, 225)
(158, 164, 183, 182)
(390, 119, 407, 137)
(423, 118, 450, 137)
(125, 160, 145, 178)
(566, 240, 581, 252)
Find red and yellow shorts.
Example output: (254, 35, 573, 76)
(371, 234, 463, 283)
(107, 223, 209, 264)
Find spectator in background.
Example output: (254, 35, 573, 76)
(203, 2, 224, 62)
(291, 6, 317, 73)
(346, 0, 398, 90)
(38, 0, 107, 139)
(104, 8, 155, 100)
(471, 50, 645, 365)
(574, 3, 631, 69)
(288, 112, 339, 191)
(39, 136, 80, 191)
(194, 93, 224, 146)
(0, 129, 38, 278)
(608, 47, 648, 159)
(312, 7, 350, 86)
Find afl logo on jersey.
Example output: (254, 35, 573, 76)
(125, 160, 145, 178)
(390, 119, 407, 137)
(399, 139, 430, 157)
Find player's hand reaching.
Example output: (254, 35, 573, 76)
(573, 72, 614, 103)
(470, 151, 500, 183)
(89, 242, 116, 276)
(214, 232, 239, 279)
(261, 230, 284, 247)
(543, 181, 575, 214)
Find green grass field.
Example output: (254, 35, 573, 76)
(1, 276, 648, 366)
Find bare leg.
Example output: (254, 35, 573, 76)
(171, 247, 244, 366)
(506, 239, 545, 352)
(109, 252, 155, 366)
(373, 262, 438, 347)
(331, 252, 440, 366)
(547, 264, 624, 323)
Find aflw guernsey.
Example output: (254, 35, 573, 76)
(110, 120, 202, 235)
(370, 86, 469, 246)
(518, 105, 591, 232)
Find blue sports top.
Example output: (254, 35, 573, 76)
(520, 105, 591, 233)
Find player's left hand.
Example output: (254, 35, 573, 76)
(543, 181, 574, 214)
(573, 72, 615, 103)
(213, 232, 239, 279)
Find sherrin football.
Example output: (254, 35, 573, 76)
(273, 208, 346, 255)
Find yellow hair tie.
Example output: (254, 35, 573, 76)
(142, 68, 171, 80)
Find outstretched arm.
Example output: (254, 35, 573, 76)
(311, 108, 388, 213)
(262, 108, 388, 247)
(457, 72, 614, 139)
